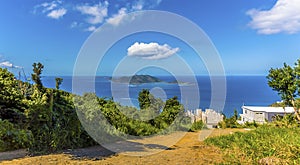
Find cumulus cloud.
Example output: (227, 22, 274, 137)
(127, 42, 179, 60)
(47, 8, 67, 19)
(247, 0, 300, 34)
(0, 61, 23, 69)
(106, 8, 128, 26)
(76, 1, 109, 25)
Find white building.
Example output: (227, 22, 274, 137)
(240, 106, 294, 124)
(185, 109, 223, 128)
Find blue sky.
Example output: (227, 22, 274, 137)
(0, 0, 300, 76)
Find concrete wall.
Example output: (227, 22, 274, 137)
(241, 108, 265, 124)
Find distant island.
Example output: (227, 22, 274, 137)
(110, 74, 193, 86)
(111, 75, 163, 84)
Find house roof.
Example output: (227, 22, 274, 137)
(242, 106, 295, 113)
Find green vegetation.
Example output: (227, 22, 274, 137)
(205, 126, 300, 164)
(31, 62, 44, 91)
(55, 77, 63, 90)
(0, 119, 32, 152)
(0, 67, 26, 125)
(0, 64, 192, 153)
(205, 58, 300, 164)
(189, 120, 206, 132)
(0, 65, 96, 153)
(217, 109, 260, 129)
(75, 89, 191, 139)
(267, 59, 300, 120)
(218, 109, 240, 128)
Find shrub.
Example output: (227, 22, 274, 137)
(189, 120, 206, 132)
(218, 109, 242, 128)
(270, 114, 300, 128)
(0, 68, 25, 124)
(0, 119, 32, 152)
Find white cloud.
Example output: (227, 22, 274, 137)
(41, 2, 57, 13)
(0, 61, 23, 69)
(247, 0, 300, 34)
(47, 8, 67, 19)
(127, 42, 180, 60)
(77, 1, 109, 25)
(105, 0, 162, 27)
(35, 0, 67, 20)
(33, 0, 163, 31)
(85, 26, 97, 32)
(0, 61, 13, 68)
(106, 8, 128, 26)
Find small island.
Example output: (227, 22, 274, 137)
(111, 75, 163, 84)
(110, 74, 192, 86)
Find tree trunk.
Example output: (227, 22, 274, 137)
(291, 99, 300, 121)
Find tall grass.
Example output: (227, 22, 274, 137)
(205, 126, 300, 164)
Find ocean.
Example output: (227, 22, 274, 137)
(42, 76, 280, 117)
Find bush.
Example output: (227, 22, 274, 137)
(0, 119, 32, 152)
(24, 89, 97, 154)
(189, 120, 206, 132)
(0, 68, 26, 124)
(243, 120, 260, 128)
(218, 109, 242, 128)
(270, 114, 300, 128)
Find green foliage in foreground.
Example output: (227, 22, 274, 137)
(0, 119, 32, 152)
(205, 126, 300, 164)
(0, 67, 96, 153)
(0, 66, 192, 153)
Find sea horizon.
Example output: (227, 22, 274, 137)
(41, 75, 280, 117)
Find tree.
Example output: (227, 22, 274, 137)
(157, 96, 183, 126)
(138, 89, 151, 109)
(0, 68, 25, 124)
(267, 59, 300, 121)
(55, 77, 63, 90)
(233, 109, 238, 121)
(31, 62, 44, 91)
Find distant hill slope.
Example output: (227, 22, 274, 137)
(111, 75, 163, 84)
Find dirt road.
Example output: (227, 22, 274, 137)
(0, 129, 244, 165)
